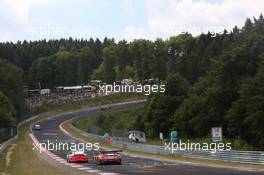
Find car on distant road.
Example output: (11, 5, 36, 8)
(93, 150, 122, 165)
(33, 124, 41, 130)
(100, 106, 111, 110)
(66, 150, 88, 163)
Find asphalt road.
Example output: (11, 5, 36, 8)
(32, 102, 264, 175)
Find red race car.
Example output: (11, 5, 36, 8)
(93, 150, 122, 165)
(66, 150, 88, 163)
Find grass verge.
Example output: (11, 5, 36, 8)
(73, 105, 144, 134)
(72, 105, 256, 151)
(0, 118, 71, 175)
(0, 94, 144, 175)
(62, 120, 264, 171)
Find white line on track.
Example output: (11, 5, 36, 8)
(43, 133, 58, 136)
(86, 169, 102, 173)
(78, 167, 92, 170)
(70, 164, 83, 168)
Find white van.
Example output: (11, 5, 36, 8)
(128, 130, 146, 143)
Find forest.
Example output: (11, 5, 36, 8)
(0, 15, 263, 149)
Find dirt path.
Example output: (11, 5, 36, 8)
(5, 144, 17, 168)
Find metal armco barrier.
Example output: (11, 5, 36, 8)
(71, 124, 264, 165)
(0, 111, 57, 153)
(0, 99, 146, 154)
(112, 140, 264, 164)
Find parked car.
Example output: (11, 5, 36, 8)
(93, 150, 122, 165)
(66, 150, 88, 163)
(128, 130, 146, 143)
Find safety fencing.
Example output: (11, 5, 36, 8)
(0, 111, 57, 153)
(0, 98, 146, 154)
(0, 127, 16, 143)
(70, 124, 264, 165)
(112, 140, 264, 165)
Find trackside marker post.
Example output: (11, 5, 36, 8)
(107, 129, 111, 144)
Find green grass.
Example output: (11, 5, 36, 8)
(0, 93, 144, 175)
(0, 147, 7, 172)
(62, 120, 264, 170)
(73, 105, 256, 150)
(0, 115, 72, 175)
(73, 105, 144, 135)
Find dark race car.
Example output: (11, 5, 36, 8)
(93, 150, 122, 165)
(66, 150, 88, 163)
(100, 106, 111, 110)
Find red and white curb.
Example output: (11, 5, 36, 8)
(29, 133, 121, 175)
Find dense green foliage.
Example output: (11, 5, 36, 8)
(0, 91, 16, 128)
(0, 59, 24, 126)
(141, 15, 264, 149)
(0, 15, 264, 149)
(227, 64, 264, 148)
(74, 105, 255, 150)
(142, 74, 189, 137)
(73, 106, 144, 134)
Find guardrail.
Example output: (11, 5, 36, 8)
(0, 98, 147, 154)
(112, 140, 264, 165)
(0, 127, 16, 143)
(0, 111, 57, 153)
(70, 124, 264, 165)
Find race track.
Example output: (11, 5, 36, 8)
(32, 102, 264, 175)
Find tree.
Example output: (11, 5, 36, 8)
(0, 14, 264, 149)
(243, 18, 253, 32)
(75, 47, 96, 84)
(151, 39, 168, 81)
(173, 27, 264, 139)
(166, 33, 193, 75)
(0, 91, 16, 128)
(53, 50, 77, 86)
(102, 45, 117, 82)
(129, 39, 155, 81)
(116, 40, 132, 80)
(124, 65, 135, 79)
(142, 74, 189, 137)
(92, 45, 117, 83)
(0, 58, 24, 119)
(227, 64, 264, 149)
(173, 75, 222, 137)
(29, 56, 55, 88)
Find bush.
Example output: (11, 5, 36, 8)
(0, 91, 16, 128)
